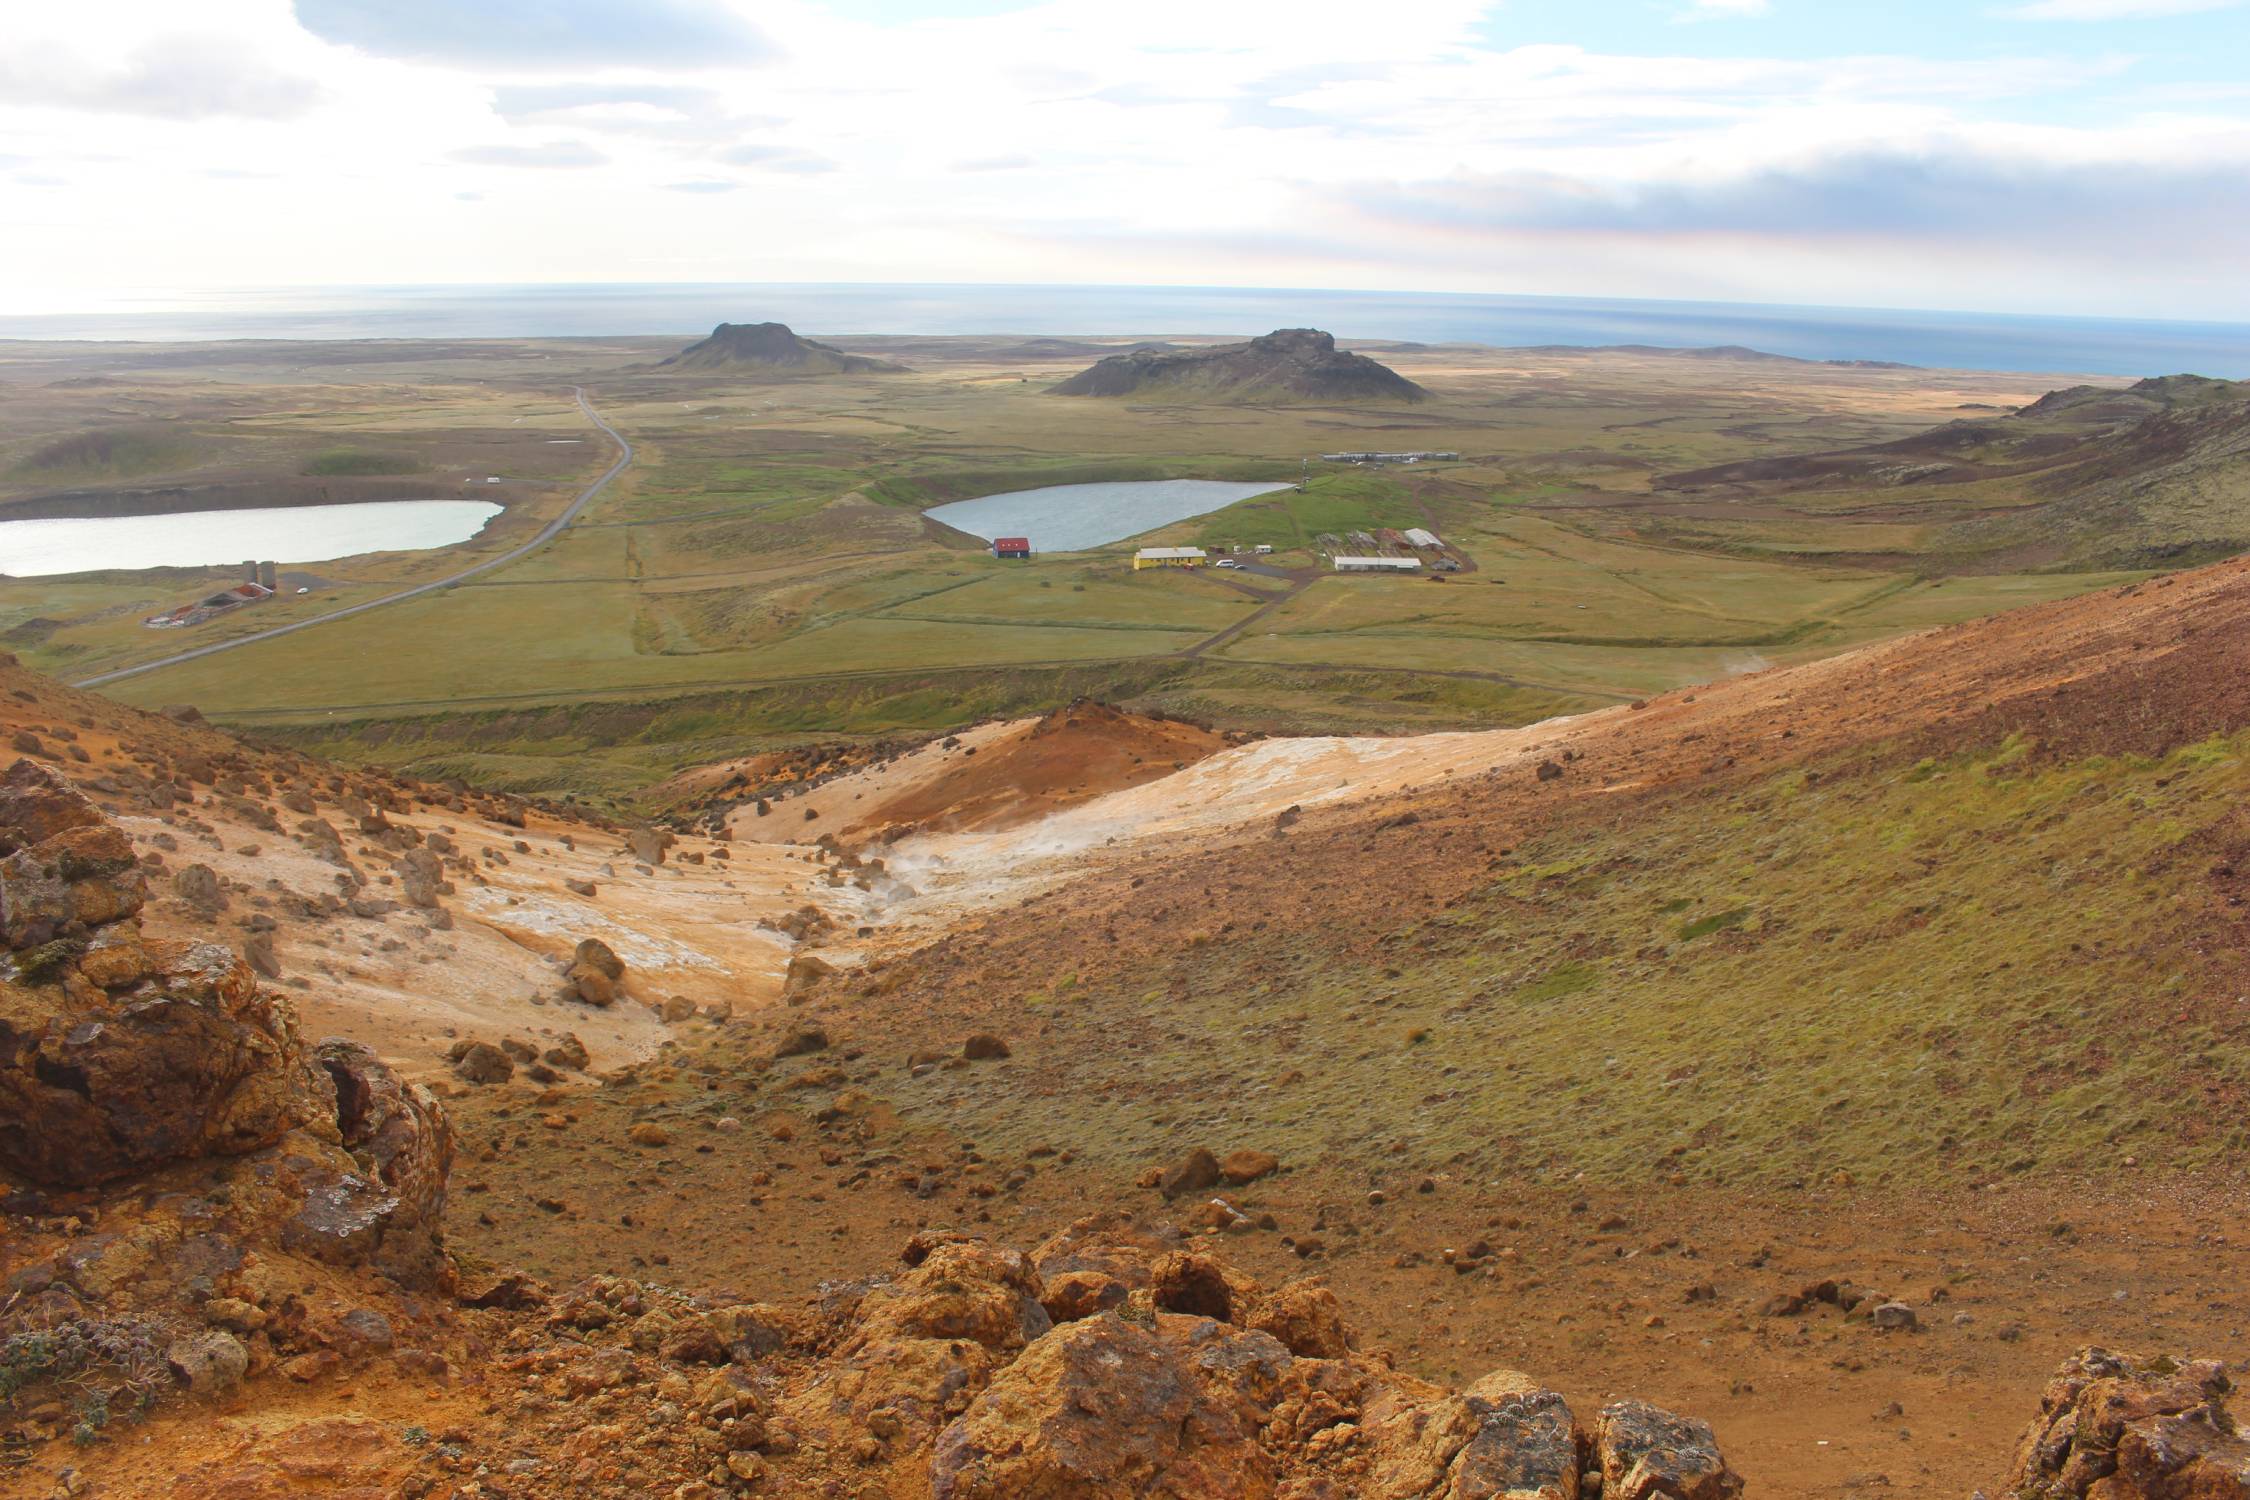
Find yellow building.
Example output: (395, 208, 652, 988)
(1133, 547, 1207, 570)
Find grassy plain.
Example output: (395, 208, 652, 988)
(0, 334, 2140, 798)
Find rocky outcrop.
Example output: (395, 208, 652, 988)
(317, 1039, 455, 1259)
(0, 759, 146, 948)
(740, 1213, 1740, 1499)
(0, 760, 460, 1444)
(2001, 1347, 2250, 1497)
(0, 933, 328, 1186)
(1, 761, 328, 1186)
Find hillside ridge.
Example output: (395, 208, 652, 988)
(1049, 326, 1428, 403)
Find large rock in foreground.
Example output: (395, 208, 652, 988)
(2002, 1347, 2250, 1497)
(751, 1211, 1742, 1499)
(0, 761, 450, 1275)
(0, 760, 334, 1185)
(0, 936, 329, 1186)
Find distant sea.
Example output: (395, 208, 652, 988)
(5, 284, 2247, 379)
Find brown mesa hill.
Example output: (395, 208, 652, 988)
(659, 321, 910, 375)
(1049, 327, 1428, 403)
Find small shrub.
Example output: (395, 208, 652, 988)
(1676, 907, 1751, 942)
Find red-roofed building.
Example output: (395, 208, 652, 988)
(992, 537, 1032, 560)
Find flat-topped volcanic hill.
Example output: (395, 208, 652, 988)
(659, 320, 909, 375)
(1049, 327, 1428, 403)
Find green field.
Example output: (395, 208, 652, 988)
(0, 335, 2156, 802)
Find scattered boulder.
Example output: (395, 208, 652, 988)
(1596, 1399, 1744, 1500)
(242, 929, 282, 979)
(1244, 1278, 1352, 1359)
(567, 937, 625, 1006)
(0, 765, 146, 948)
(165, 1330, 250, 1397)
(0, 758, 103, 848)
(0, 933, 327, 1187)
(783, 951, 835, 999)
(543, 1034, 591, 1071)
(1041, 1269, 1131, 1323)
(927, 1314, 1276, 1498)
(962, 1032, 1010, 1061)
(450, 1041, 514, 1086)
(1870, 1301, 1918, 1332)
(628, 827, 673, 865)
(313, 1039, 455, 1266)
(1158, 1147, 1222, 1200)
(1218, 1148, 1279, 1185)
(392, 846, 446, 908)
(773, 1025, 830, 1059)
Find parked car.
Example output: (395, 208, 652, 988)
(1215, 559, 1242, 569)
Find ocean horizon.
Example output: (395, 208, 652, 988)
(4, 283, 2247, 380)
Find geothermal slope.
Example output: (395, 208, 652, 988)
(6, 559, 2250, 1497)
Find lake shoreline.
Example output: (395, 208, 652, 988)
(926, 478, 1295, 552)
(0, 498, 503, 578)
(0, 477, 474, 525)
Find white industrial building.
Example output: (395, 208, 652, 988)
(1333, 556, 1422, 573)
(1403, 527, 1443, 549)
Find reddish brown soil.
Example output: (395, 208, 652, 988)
(842, 700, 1230, 837)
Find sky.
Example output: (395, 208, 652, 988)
(2, 0, 2248, 320)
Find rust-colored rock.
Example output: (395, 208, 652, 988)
(0, 763, 145, 948)
(1246, 1277, 1354, 1359)
(2001, 1347, 2250, 1498)
(1595, 1399, 1744, 1500)
(929, 1314, 1288, 1499)
(0, 937, 328, 1186)
(843, 1238, 1052, 1356)
(567, 936, 625, 1005)
(315, 1037, 455, 1264)
(1158, 1146, 1222, 1199)
(1219, 1147, 1280, 1185)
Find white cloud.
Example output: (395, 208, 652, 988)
(0, 33, 319, 119)
(0, 0, 2244, 318)
(450, 141, 608, 168)
(2003, 0, 2239, 17)
(292, 0, 774, 68)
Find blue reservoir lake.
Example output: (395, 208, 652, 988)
(925, 479, 1292, 552)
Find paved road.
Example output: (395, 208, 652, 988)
(71, 388, 631, 691)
